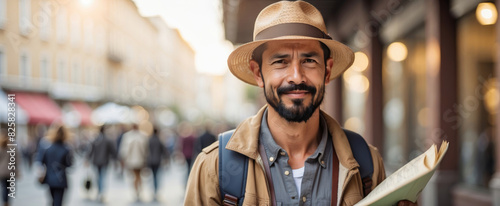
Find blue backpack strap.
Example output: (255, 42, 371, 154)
(343, 128, 374, 196)
(219, 129, 248, 206)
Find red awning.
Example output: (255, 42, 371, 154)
(14, 92, 62, 125)
(69, 101, 93, 126)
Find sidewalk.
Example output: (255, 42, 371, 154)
(11, 155, 187, 206)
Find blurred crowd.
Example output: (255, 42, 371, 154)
(0, 120, 231, 206)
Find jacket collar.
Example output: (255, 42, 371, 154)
(225, 105, 360, 170)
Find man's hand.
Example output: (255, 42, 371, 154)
(397, 200, 417, 206)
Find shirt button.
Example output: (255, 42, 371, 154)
(280, 151, 286, 156)
(302, 196, 307, 202)
(321, 160, 325, 165)
(284, 170, 290, 176)
(269, 157, 274, 162)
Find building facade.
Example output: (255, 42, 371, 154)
(0, 0, 198, 147)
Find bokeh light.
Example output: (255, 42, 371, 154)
(476, 2, 498, 25)
(387, 42, 408, 62)
(351, 52, 369, 72)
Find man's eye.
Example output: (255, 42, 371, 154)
(272, 60, 285, 64)
(304, 59, 317, 63)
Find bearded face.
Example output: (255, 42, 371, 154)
(251, 40, 331, 123)
(264, 82, 325, 123)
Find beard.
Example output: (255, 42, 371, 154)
(265, 82, 325, 123)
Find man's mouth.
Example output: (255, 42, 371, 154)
(282, 90, 310, 98)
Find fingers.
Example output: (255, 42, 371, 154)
(397, 200, 417, 206)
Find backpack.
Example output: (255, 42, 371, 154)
(219, 129, 374, 206)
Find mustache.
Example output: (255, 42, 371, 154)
(276, 83, 317, 96)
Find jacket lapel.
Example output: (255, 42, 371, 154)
(225, 106, 267, 159)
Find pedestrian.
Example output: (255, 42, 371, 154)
(115, 124, 129, 178)
(37, 124, 73, 206)
(118, 124, 148, 201)
(185, 1, 417, 205)
(87, 125, 117, 202)
(0, 129, 20, 206)
(146, 127, 168, 201)
(21, 125, 43, 170)
(191, 123, 217, 161)
(178, 123, 196, 175)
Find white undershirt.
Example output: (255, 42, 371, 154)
(292, 167, 305, 196)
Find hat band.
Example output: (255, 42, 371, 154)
(255, 23, 332, 41)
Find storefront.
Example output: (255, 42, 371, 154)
(7, 91, 62, 167)
(326, 0, 496, 205)
(221, 0, 499, 204)
(381, 26, 428, 172)
(454, 5, 497, 204)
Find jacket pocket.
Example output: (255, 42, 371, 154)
(243, 193, 270, 206)
(343, 193, 363, 206)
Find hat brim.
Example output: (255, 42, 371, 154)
(227, 35, 354, 86)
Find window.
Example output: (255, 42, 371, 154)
(0, 46, 5, 76)
(70, 14, 80, 47)
(72, 59, 80, 84)
(40, 55, 50, 80)
(85, 63, 92, 85)
(84, 20, 93, 50)
(98, 66, 105, 87)
(19, 52, 31, 79)
(57, 57, 66, 82)
(39, 1, 52, 41)
(56, 7, 67, 43)
(458, 13, 497, 188)
(19, 0, 32, 35)
(95, 26, 105, 54)
(0, 0, 6, 28)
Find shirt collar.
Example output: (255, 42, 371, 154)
(312, 115, 329, 168)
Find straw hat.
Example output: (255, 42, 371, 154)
(227, 0, 354, 86)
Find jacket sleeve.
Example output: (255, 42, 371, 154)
(35, 140, 48, 163)
(108, 139, 118, 160)
(87, 141, 94, 160)
(369, 145, 386, 188)
(64, 148, 73, 167)
(184, 142, 221, 206)
(118, 135, 128, 160)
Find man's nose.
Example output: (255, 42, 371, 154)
(286, 60, 306, 84)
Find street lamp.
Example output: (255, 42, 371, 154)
(476, 2, 498, 25)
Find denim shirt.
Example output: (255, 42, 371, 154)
(260, 109, 334, 206)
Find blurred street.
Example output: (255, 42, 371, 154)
(12, 155, 186, 206)
(0, 0, 498, 205)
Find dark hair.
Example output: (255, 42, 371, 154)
(100, 124, 106, 134)
(47, 125, 69, 143)
(251, 41, 331, 69)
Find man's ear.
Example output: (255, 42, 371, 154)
(250, 60, 264, 88)
(324, 58, 333, 85)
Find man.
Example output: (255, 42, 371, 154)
(191, 123, 217, 161)
(185, 1, 416, 205)
(87, 125, 116, 202)
(146, 127, 168, 201)
(119, 124, 148, 201)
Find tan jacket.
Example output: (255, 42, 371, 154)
(185, 106, 386, 206)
